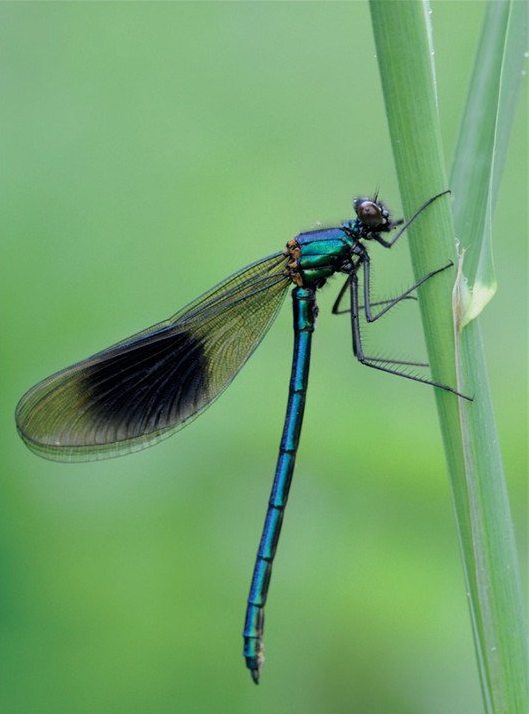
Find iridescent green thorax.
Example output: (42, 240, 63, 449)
(285, 225, 355, 288)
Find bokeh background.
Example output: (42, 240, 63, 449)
(1, 3, 526, 714)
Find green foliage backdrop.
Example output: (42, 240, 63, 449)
(1, 3, 526, 714)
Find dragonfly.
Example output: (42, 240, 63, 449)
(16, 190, 468, 684)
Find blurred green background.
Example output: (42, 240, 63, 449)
(1, 3, 526, 714)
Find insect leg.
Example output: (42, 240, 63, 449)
(363, 257, 453, 323)
(349, 271, 471, 399)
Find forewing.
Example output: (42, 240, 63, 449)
(16, 252, 290, 461)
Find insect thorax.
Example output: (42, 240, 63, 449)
(284, 227, 354, 288)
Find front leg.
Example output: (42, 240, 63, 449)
(363, 257, 454, 323)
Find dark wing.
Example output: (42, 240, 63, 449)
(16, 252, 290, 462)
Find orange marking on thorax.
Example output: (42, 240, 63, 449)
(284, 239, 303, 286)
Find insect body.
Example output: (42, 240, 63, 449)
(16, 190, 465, 683)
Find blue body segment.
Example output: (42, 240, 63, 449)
(243, 286, 316, 682)
(296, 226, 349, 243)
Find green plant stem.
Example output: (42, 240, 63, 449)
(369, 2, 526, 713)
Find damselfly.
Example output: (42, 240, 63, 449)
(16, 190, 468, 683)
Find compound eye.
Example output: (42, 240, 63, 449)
(355, 199, 383, 227)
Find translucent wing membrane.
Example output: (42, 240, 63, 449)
(16, 252, 290, 462)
